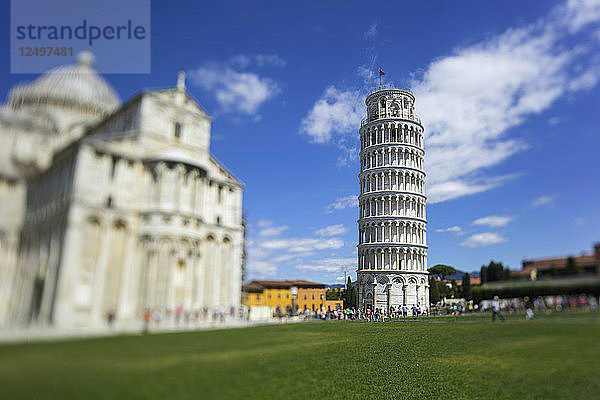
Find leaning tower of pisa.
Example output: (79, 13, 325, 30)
(356, 87, 429, 313)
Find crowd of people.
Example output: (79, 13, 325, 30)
(289, 305, 429, 321)
(276, 294, 600, 323)
(138, 306, 238, 332)
(121, 294, 599, 329)
(429, 302, 478, 316)
(480, 294, 599, 314)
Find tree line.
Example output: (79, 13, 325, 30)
(428, 261, 511, 303)
(332, 257, 585, 307)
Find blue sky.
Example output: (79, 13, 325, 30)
(2, 0, 600, 283)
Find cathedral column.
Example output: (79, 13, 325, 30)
(90, 222, 111, 326)
(117, 233, 138, 323)
(36, 228, 58, 324)
(184, 249, 195, 311)
(212, 241, 221, 307)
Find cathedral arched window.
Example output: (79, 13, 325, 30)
(114, 219, 126, 230)
(110, 156, 118, 179)
(174, 122, 182, 139)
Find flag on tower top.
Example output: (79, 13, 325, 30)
(379, 68, 386, 76)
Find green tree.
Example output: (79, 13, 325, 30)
(480, 265, 488, 283)
(450, 279, 458, 298)
(565, 257, 581, 275)
(428, 264, 457, 280)
(326, 290, 339, 300)
(429, 277, 440, 304)
(461, 273, 472, 301)
(350, 285, 358, 308)
(345, 277, 352, 307)
(488, 261, 502, 281)
(437, 280, 449, 299)
(481, 261, 510, 282)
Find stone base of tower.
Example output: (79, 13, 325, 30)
(357, 271, 429, 313)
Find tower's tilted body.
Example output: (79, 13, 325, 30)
(356, 87, 429, 313)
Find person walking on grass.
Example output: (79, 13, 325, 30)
(526, 307, 534, 320)
(143, 308, 151, 334)
(492, 296, 505, 322)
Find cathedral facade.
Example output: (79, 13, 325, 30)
(0, 52, 245, 329)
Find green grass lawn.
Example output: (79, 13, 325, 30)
(1, 312, 599, 400)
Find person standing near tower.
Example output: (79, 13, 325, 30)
(492, 296, 505, 322)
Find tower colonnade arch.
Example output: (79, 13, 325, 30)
(358, 193, 426, 219)
(359, 169, 425, 195)
(360, 146, 424, 171)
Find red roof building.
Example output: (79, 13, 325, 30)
(514, 243, 600, 280)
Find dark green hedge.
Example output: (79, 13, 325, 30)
(473, 281, 600, 302)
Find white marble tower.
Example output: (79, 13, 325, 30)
(356, 87, 429, 312)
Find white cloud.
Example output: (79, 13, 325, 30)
(230, 54, 286, 69)
(357, 65, 375, 83)
(257, 219, 273, 228)
(271, 254, 298, 263)
(189, 62, 280, 115)
(568, 65, 600, 90)
(259, 225, 288, 237)
(460, 232, 507, 248)
(435, 226, 465, 236)
(364, 22, 378, 39)
(245, 260, 277, 278)
(531, 195, 555, 208)
(335, 143, 359, 167)
(254, 54, 286, 68)
(548, 117, 562, 125)
(291, 238, 345, 253)
(247, 246, 271, 260)
(246, 218, 349, 280)
(246, 236, 344, 280)
(259, 237, 343, 252)
(301, 0, 600, 204)
(472, 215, 515, 228)
(324, 195, 358, 214)
(300, 86, 363, 144)
(315, 224, 348, 237)
(574, 217, 586, 226)
(560, 0, 600, 32)
(427, 174, 519, 204)
(296, 257, 356, 274)
(412, 1, 600, 203)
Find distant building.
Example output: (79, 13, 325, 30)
(243, 280, 342, 314)
(0, 52, 245, 330)
(438, 276, 481, 288)
(515, 243, 600, 280)
(456, 276, 481, 287)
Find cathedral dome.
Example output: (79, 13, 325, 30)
(7, 50, 120, 117)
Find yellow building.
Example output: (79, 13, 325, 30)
(243, 280, 329, 313)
